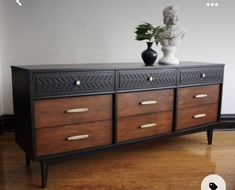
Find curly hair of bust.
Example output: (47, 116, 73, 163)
(163, 6, 179, 24)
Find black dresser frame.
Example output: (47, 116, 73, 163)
(11, 62, 224, 188)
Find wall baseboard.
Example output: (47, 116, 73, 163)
(217, 114, 235, 130)
(1, 114, 235, 134)
(0, 114, 16, 133)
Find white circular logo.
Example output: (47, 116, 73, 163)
(201, 174, 226, 190)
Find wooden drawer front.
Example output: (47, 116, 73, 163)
(119, 69, 177, 90)
(118, 89, 174, 118)
(33, 71, 114, 97)
(35, 94, 112, 128)
(178, 84, 220, 109)
(36, 120, 112, 156)
(177, 104, 218, 130)
(117, 111, 173, 142)
(179, 67, 223, 85)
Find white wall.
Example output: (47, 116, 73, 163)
(0, 0, 4, 115)
(0, 65, 3, 115)
(0, 0, 235, 114)
(0, 31, 3, 115)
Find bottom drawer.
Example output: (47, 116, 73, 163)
(117, 111, 173, 142)
(36, 120, 112, 156)
(177, 104, 218, 130)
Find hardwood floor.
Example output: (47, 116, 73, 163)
(0, 131, 235, 190)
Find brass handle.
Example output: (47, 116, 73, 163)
(66, 108, 88, 113)
(193, 114, 206, 119)
(140, 123, 156, 129)
(76, 80, 81, 86)
(201, 73, 206, 78)
(67, 134, 89, 141)
(140, 100, 157, 105)
(148, 76, 153, 82)
(194, 94, 208, 98)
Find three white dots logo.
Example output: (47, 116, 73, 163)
(206, 2, 219, 7)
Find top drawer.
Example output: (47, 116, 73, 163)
(179, 67, 223, 85)
(119, 69, 177, 90)
(33, 71, 115, 97)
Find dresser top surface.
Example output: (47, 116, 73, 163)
(11, 61, 224, 72)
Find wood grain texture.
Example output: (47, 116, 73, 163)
(178, 84, 220, 109)
(118, 89, 174, 118)
(117, 111, 173, 142)
(36, 120, 112, 156)
(177, 104, 218, 130)
(1, 132, 235, 190)
(35, 94, 112, 128)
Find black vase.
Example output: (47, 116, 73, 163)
(141, 42, 157, 66)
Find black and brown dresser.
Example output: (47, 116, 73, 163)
(11, 62, 224, 187)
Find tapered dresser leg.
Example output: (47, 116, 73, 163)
(207, 128, 213, 145)
(25, 154, 30, 167)
(40, 160, 48, 188)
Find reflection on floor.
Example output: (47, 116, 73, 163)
(0, 131, 235, 190)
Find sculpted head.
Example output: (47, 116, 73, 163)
(163, 6, 179, 25)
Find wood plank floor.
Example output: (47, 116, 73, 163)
(0, 131, 235, 190)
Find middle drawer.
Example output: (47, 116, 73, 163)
(118, 89, 174, 118)
(117, 111, 173, 142)
(35, 94, 112, 128)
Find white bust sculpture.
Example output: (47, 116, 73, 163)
(159, 6, 186, 65)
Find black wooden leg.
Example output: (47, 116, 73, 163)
(207, 128, 213, 145)
(40, 160, 48, 188)
(25, 154, 30, 167)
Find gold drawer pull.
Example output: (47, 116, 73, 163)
(66, 108, 88, 113)
(201, 73, 206, 78)
(194, 94, 208, 98)
(140, 100, 157, 105)
(67, 134, 89, 141)
(76, 80, 81, 86)
(140, 123, 156, 129)
(193, 114, 206, 119)
(148, 76, 153, 82)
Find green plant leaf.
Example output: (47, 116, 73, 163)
(135, 22, 165, 42)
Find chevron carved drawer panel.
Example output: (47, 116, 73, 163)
(33, 71, 115, 97)
(179, 67, 223, 85)
(119, 69, 177, 90)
